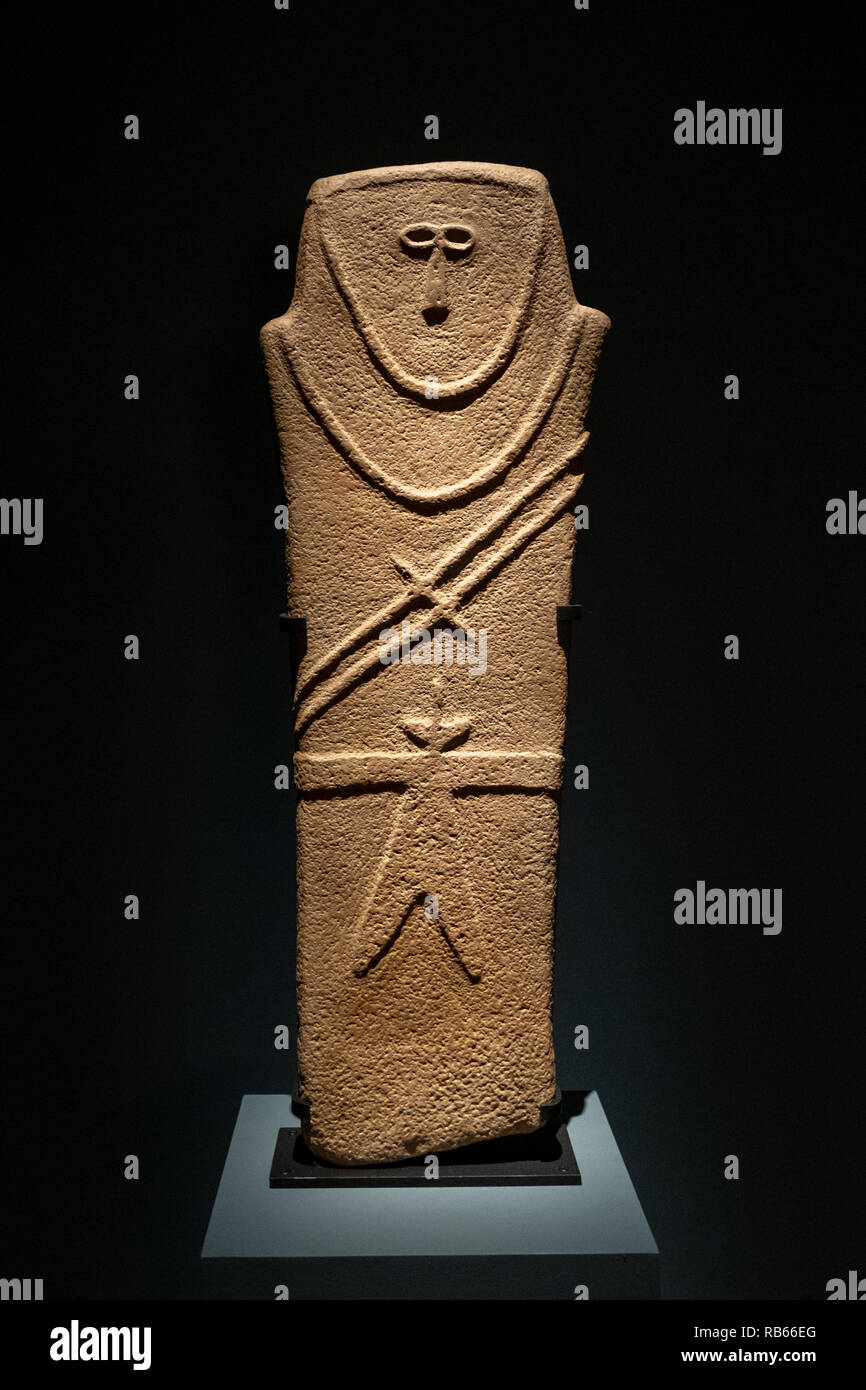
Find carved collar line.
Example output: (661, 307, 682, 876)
(283, 304, 587, 508)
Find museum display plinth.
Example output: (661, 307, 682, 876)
(201, 1091, 658, 1299)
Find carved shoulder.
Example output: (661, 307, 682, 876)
(259, 313, 296, 400)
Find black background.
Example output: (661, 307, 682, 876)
(2, 0, 863, 1300)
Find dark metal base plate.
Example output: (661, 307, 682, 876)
(269, 1121, 581, 1187)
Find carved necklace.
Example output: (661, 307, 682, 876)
(282, 303, 589, 509)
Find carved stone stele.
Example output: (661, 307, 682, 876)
(261, 161, 609, 1165)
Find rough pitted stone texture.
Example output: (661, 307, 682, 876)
(261, 162, 609, 1165)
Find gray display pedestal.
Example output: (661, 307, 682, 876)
(201, 1090, 659, 1299)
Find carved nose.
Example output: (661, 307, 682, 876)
(423, 249, 449, 325)
(399, 223, 475, 326)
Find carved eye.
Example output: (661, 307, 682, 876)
(400, 224, 437, 251)
(441, 225, 475, 259)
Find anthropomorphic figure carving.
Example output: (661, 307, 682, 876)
(261, 162, 609, 1164)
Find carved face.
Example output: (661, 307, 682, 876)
(398, 221, 476, 325)
(310, 165, 549, 391)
